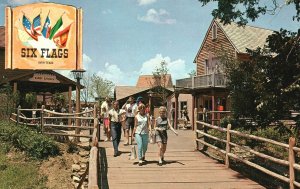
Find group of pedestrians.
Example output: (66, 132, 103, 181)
(100, 96, 178, 166)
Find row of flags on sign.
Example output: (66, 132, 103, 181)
(22, 12, 72, 48)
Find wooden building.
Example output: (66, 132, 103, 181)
(0, 26, 79, 109)
(174, 19, 274, 128)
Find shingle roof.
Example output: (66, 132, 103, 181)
(136, 74, 173, 88)
(0, 26, 4, 48)
(216, 20, 274, 53)
(115, 86, 150, 100)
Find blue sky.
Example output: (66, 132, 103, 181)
(0, 0, 299, 86)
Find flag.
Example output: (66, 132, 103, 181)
(49, 17, 63, 40)
(53, 23, 72, 48)
(32, 14, 41, 36)
(42, 15, 51, 38)
(22, 15, 38, 41)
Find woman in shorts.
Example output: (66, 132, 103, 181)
(154, 106, 178, 166)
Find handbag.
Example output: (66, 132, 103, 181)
(149, 131, 156, 144)
(129, 145, 137, 160)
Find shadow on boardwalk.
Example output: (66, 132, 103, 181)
(99, 147, 109, 189)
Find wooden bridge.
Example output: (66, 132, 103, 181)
(10, 107, 300, 189)
(98, 129, 264, 189)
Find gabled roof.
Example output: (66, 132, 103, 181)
(136, 74, 173, 88)
(115, 86, 150, 101)
(194, 19, 274, 62)
(0, 26, 4, 48)
(217, 20, 274, 54)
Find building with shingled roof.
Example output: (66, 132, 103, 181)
(174, 19, 275, 128)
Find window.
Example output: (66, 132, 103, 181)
(212, 24, 217, 40)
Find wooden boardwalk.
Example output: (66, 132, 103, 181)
(98, 129, 265, 189)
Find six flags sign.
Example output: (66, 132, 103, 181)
(5, 3, 83, 70)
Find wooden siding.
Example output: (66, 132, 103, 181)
(195, 21, 236, 75)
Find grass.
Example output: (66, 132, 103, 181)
(0, 142, 47, 189)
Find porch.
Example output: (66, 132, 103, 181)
(176, 73, 227, 89)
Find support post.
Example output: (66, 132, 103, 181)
(192, 93, 196, 130)
(68, 85, 72, 126)
(194, 108, 198, 151)
(225, 124, 232, 168)
(17, 105, 21, 126)
(211, 91, 215, 125)
(75, 78, 81, 142)
(289, 137, 296, 189)
(41, 105, 45, 133)
(13, 82, 17, 94)
(174, 93, 179, 130)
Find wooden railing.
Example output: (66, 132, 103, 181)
(194, 119, 300, 189)
(10, 105, 99, 139)
(10, 105, 101, 189)
(176, 73, 227, 89)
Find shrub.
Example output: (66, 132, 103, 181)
(0, 121, 59, 159)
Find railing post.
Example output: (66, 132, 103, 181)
(192, 76, 195, 89)
(289, 137, 295, 189)
(194, 108, 198, 151)
(41, 105, 45, 134)
(16, 105, 21, 126)
(212, 72, 215, 86)
(225, 124, 231, 168)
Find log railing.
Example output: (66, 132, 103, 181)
(10, 105, 98, 139)
(10, 105, 101, 188)
(195, 119, 300, 189)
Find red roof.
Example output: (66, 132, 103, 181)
(136, 74, 173, 88)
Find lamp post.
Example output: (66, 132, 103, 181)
(147, 90, 154, 115)
(71, 69, 85, 142)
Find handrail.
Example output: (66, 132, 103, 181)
(195, 119, 300, 189)
(11, 105, 101, 188)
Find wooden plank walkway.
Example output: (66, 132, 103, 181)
(98, 129, 265, 189)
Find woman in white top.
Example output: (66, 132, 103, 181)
(133, 103, 151, 166)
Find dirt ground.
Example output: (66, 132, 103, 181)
(39, 140, 90, 189)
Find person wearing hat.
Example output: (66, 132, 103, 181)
(122, 96, 137, 145)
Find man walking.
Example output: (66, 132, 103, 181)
(109, 101, 122, 157)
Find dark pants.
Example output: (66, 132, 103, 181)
(111, 122, 122, 155)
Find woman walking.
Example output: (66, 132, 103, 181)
(154, 106, 178, 166)
(133, 103, 151, 166)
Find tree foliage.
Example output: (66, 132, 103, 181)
(198, 0, 300, 25)
(152, 60, 169, 105)
(223, 30, 300, 130)
(90, 73, 115, 99)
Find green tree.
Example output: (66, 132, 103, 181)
(90, 74, 114, 100)
(152, 60, 169, 105)
(81, 72, 92, 105)
(188, 70, 196, 78)
(198, 0, 300, 25)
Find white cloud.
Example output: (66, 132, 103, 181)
(94, 54, 189, 86)
(138, 9, 176, 25)
(97, 63, 139, 85)
(137, 0, 157, 6)
(139, 54, 189, 83)
(102, 9, 112, 14)
(83, 53, 92, 70)
(7, 0, 48, 5)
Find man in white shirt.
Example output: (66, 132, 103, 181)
(109, 101, 122, 157)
